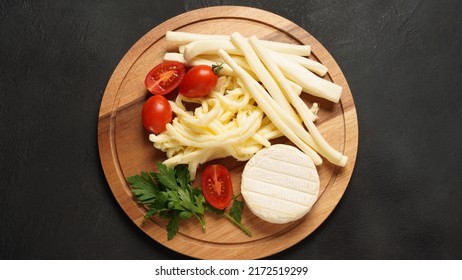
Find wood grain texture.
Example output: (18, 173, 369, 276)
(98, 6, 358, 259)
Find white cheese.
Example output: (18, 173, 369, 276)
(241, 144, 320, 224)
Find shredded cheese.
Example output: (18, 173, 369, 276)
(149, 76, 283, 178)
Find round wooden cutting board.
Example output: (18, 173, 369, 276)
(98, 6, 358, 259)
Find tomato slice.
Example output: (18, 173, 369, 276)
(145, 61, 185, 95)
(201, 164, 233, 210)
(142, 95, 172, 134)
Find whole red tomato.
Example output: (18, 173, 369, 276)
(179, 64, 222, 98)
(142, 95, 172, 134)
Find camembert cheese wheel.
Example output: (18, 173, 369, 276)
(241, 144, 320, 224)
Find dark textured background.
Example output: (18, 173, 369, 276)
(1, 0, 462, 259)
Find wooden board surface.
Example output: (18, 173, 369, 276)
(98, 6, 358, 259)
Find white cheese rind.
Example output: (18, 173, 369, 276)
(241, 144, 320, 224)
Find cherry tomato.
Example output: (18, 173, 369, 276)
(179, 64, 222, 98)
(145, 61, 185, 95)
(142, 95, 172, 134)
(201, 164, 233, 210)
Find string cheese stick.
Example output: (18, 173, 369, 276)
(271, 51, 343, 103)
(249, 36, 347, 166)
(166, 31, 311, 56)
(277, 52, 328, 77)
(230, 32, 300, 123)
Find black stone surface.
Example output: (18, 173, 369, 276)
(1, 0, 462, 259)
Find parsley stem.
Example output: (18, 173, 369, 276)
(223, 213, 253, 237)
(193, 213, 206, 232)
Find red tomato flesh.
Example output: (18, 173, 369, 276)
(145, 61, 185, 95)
(142, 95, 172, 134)
(201, 164, 233, 210)
(179, 65, 219, 98)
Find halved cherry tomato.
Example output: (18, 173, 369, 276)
(201, 164, 233, 210)
(179, 64, 222, 98)
(145, 61, 185, 95)
(142, 95, 172, 134)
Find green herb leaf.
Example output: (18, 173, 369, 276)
(229, 194, 245, 223)
(165, 189, 183, 211)
(146, 192, 169, 216)
(177, 188, 192, 208)
(127, 173, 158, 204)
(154, 162, 179, 191)
(144, 207, 161, 220)
(222, 194, 252, 237)
(167, 212, 180, 240)
(175, 164, 191, 190)
(193, 193, 206, 214)
(179, 210, 192, 220)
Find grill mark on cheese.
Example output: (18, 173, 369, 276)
(262, 153, 307, 164)
(244, 168, 319, 193)
(243, 179, 316, 206)
(244, 193, 311, 216)
(247, 164, 319, 183)
(250, 154, 313, 174)
(245, 205, 299, 219)
(244, 190, 315, 209)
(244, 176, 318, 197)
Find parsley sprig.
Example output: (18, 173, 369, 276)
(206, 194, 252, 237)
(127, 162, 252, 240)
